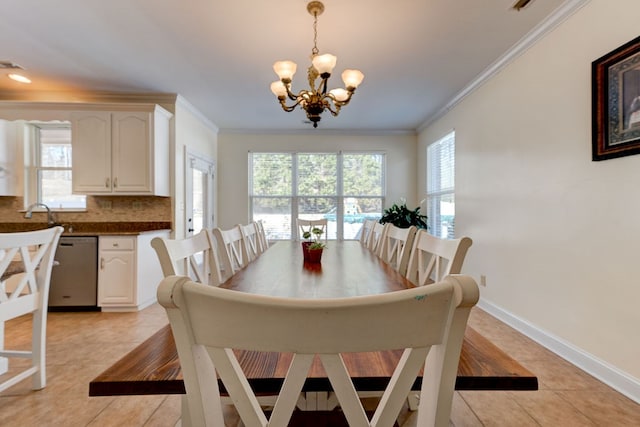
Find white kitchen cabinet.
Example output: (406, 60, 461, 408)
(0, 120, 19, 196)
(98, 231, 168, 311)
(98, 236, 135, 307)
(72, 105, 171, 196)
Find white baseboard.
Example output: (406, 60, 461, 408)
(477, 298, 640, 404)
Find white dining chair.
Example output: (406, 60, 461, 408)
(254, 220, 269, 253)
(296, 218, 328, 241)
(405, 230, 473, 287)
(0, 226, 63, 392)
(150, 230, 223, 286)
(158, 273, 479, 427)
(239, 222, 263, 262)
(378, 224, 418, 276)
(359, 219, 376, 247)
(210, 225, 249, 282)
(367, 222, 388, 256)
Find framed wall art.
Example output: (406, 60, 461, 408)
(592, 35, 640, 161)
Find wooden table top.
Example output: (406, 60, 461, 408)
(90, 241, 538, 396)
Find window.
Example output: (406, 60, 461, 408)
(250, 152, 385, 240)
(426, 131, 455, 238)
(33, 124, 86, 209)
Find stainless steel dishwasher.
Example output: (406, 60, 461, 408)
(49, 235, 98, 310)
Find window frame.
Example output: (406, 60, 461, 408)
(426, 131, 455, 238)
(249, 151, 386, 241)
(28, 122, 86, 210)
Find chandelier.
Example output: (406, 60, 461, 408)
(270, 1, 364, 128)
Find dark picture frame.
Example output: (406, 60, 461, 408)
(592, 35, 640, 161)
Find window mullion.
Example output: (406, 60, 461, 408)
(337, 152, 344, 240)
(291, 153, 299, 239)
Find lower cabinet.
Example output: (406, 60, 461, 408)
(98, 231, 169, 311)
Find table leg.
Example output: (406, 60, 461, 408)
(296, 392, 339, 411)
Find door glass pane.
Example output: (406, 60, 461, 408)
(192, 169, 205, 234)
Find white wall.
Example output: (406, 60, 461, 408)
(173, 97, 218, 238)
(418, 0, 640, 399)
(217, 132, 417, 229)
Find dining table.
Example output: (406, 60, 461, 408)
(90, 240, 537, 412)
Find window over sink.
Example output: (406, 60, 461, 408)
(29, 123, 86, 209)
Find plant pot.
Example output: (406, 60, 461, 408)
(301, 242, 323, 263)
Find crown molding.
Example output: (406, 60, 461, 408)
(219, 127, 416, 137)
(417, 0, 591, 133)
(175, 95, 219, 134)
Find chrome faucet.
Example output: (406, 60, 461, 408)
(25, 203, 56, 227)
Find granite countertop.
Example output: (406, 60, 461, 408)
(0, 221, 172, 236)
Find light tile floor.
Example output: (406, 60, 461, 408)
(0, 304, 638, 426)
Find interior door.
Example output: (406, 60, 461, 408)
(185, 149, 215, 236)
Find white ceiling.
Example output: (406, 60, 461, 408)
(0, 0, 572, 132)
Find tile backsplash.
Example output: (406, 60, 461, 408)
(0, 195, 171, 223)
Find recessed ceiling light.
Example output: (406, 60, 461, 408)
(8, 73, 31, 84)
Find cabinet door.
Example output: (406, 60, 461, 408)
(98, 250, 135, 305)
(0, 120, 18, 196)
(72, 112, 112, 193)
(112, 112, 152, 193)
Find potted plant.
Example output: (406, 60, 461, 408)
(301, 226, 326, 263)
(379, 199, 428, 229)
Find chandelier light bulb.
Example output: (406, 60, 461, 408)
(342, 69, 364, 90)
(273, 61, 297, 81)
(312, 54, 337, 75)
(270, 81, 288, 98)
(329, 88, 349, 102)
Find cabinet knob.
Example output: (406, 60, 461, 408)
(114, 177, 118, 188)
(105, 178, 110, 188)
(100, 257, 105, 270)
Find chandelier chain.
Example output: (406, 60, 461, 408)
(312, 12, 319, 56)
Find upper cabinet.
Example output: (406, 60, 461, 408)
(71, 105, 171, 196)
(0, 120, 19, 196)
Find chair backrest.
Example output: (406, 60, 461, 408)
(158, 274, 479, 427)
(0, 226, 63, 391)
(378, 224, 418, 276)
(296, 218, 328, 241)
(254, 220, 269, 253)
(151, 230, 222, 286)
(239, 222, 263, 262)
(359, 219, 376, 246)
(210, 225, 249, 281)
(405, 230, 473, 286)
(367, 222, 387, 255)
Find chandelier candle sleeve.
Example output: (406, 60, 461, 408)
(269, 1, 364, 128)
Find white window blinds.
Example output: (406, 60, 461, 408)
(426, 131, 455, 238)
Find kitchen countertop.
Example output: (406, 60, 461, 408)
(0, 221, 172, 236)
